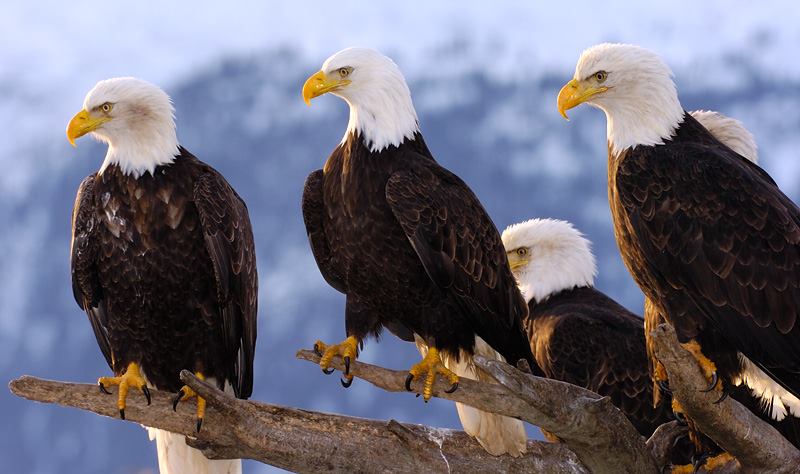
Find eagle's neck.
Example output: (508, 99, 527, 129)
(98, 126, 179, 178)
(516, 265, 595, 305)
(600, 82, 684, 157)
(342, 84, 419, 153)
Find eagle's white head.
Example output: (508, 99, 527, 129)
(302, 47, 419, 153)
(557, 43, 684, 157)
(502, 218, 597, 304)
(67, 77, 179, 177)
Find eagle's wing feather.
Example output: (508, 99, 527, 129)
(302, 169, 346, 293)
(385, 154, 533, 367)
(194, 169, 258, 399)
(618, 135, 800, 395)
(71, 174, 113, 368)
(531, 296, 670, 435)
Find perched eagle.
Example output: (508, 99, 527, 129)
(502, 218, 675, 438)
(557, 43, 800, 450)
(301, 48, 535, 456)
(67, 77, 257, 474)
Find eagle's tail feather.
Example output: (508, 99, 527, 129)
(148, 428, 242, 474)
(415, 335, 528, 457)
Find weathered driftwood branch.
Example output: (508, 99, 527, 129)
(645, 421, 688, 469)
(9, 372, 588, 473)
(297, 349, 658, 473)
(652, 324, 800, 473)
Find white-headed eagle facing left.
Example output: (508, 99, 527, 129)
(558, 43, 800, 455)
(67, 77, 257, 474)
(301, 48, 535, 457)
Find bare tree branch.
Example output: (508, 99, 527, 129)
(9, 373, 588, 474)
(645, 421, 688, 469)
(651, 324, 800, 473)
(297, 349, 658, 474)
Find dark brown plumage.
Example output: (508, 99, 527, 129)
(528, 286, 673, 437)
(302, 131, 534, 369)
(611, 112, 800, 446)
(71, 147, 257, 397)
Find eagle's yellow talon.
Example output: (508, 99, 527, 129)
(316, 336, 359, 379)
(405, 347, 459, 402)
(97, 362, 150, 420)
(681, 340, 723, 393)
(172, 372, 207, 433)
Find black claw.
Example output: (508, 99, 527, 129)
(445, 382, 459, 394)
(142, 386, 152, 406)
(713, 390, 729, 404)
(173, 389, 184, 411)
(119, 408, 125, 420)
(98, 382, 111, 395)
(322, 367, 335, 375)
(700, 372, 719, 393)
(405, 373, 414, 392)
(692, 453, 710, 473)
(196, 418, 203, 433)
(344, 356, 351, 376)
(415, 393, 420, 398)
(658, 380, 672, 395)
(674, 411, 688, 426)
(313, 343, 323, 356)
(424, 398, 429, 404)
(340, 377, 353, 388)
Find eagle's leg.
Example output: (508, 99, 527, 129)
(680, 340, 723, 394)
(671, 451, 737, 474)
(671, 398, 688, 425)
(172, 372, 207, 433)
(404, 346, 459, 402)
(697, 452, 738, 472)
(654, 359, 671, 405)
(97, 362, 152, 420)
(314, 335, 359, 387)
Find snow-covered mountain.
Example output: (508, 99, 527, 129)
(3, 3, 800, 473)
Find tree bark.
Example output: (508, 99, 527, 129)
(297, 349, 658, 474)
(9, 373, 587, 473)
(651, 324, 800, 473)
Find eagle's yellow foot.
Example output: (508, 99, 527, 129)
(681, 340, 727, 402)
(672, 451, 738, 473)
(671, 398, 688, 425)
(172, 372, 207, 433)
(98, 362, 151, 420)
(404, 346, 459, 402)
(314, 336, 359, 387)
(698, 452, 738, 472)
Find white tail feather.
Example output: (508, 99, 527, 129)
(145, 380, 241, 474)
(147, 429, 241, 474)
(415, 335, 527, 457)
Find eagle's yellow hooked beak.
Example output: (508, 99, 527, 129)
(557, 78, 608, 120)
(302, 71, 351, 106)
(66, 109, 110, 147)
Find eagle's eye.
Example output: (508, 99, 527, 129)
(100, 102, 113, 113)
(594, 71, 608, 83)
(338, 67, 351, 78)
(516, 248, 528, 257)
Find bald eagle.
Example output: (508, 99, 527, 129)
(67, 77, 257, 474)
(557, 43, 800, 450)
(301, 48, 535, 456)
(502, 218, 675, 438)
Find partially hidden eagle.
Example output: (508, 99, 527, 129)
(67, 77, 257, 474)
(557, 43, 800, 451)
(502, 218, 675, 438)
(301, 48, 535, 457)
